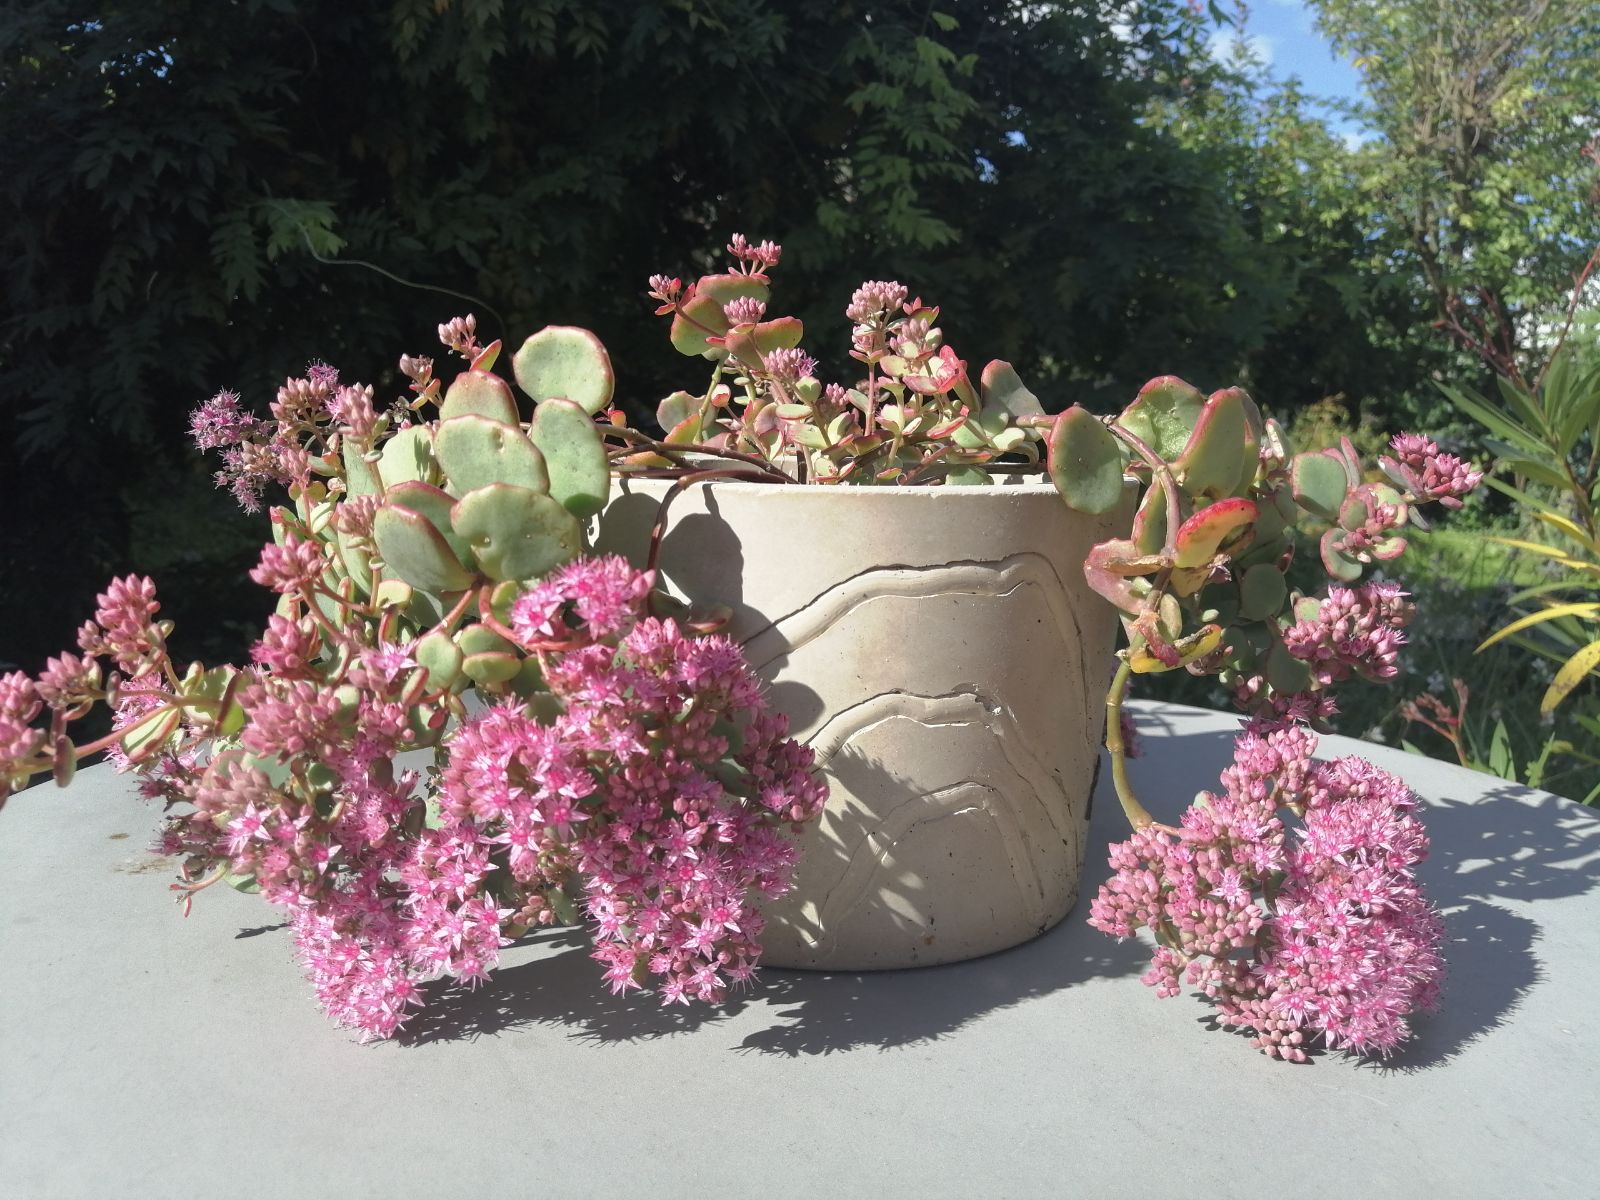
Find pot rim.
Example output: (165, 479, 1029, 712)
(612, 470, 1137, 499)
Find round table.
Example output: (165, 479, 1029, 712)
(2, 702, 1595, 1197)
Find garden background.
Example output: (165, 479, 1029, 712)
(4, 0, 1598, 798)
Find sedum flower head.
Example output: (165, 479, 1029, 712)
(1089, 725, 1444, 1061)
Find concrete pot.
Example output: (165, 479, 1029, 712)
(592, 474, 1129, 969)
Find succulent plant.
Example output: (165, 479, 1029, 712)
(636, 235, 1044, 484)
(1044, 373, 1481, 826)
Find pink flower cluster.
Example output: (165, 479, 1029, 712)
(191, 367, 342, 511)
(1089, 725, 1443, 1060)
(0, 673, 45, 790)
(450, 589, 826, 1007)
(1282, 582, 1414, 687)
(151, 555, 823, 1039)
(845, 279, 910, 324)
(76, 574, 164, 675)
(1385, 433, 1484, 509)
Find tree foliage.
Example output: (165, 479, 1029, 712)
(0, 0, 1400, 670)
(1315, 0, 1600, 368)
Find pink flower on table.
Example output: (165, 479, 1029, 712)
(1090, 726, 1443, 1061)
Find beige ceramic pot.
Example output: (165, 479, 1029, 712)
(592, 474, 1130, 969)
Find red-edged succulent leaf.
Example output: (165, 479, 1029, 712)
(469, 339, 503, 373)
(1175, 388, 1247, 501)
(979, 360, 1044, 419)
(1084, 560, 1144, 614)
(723, 316, 805, 364)
(1373, 535, 1407, 560)
(1173, 498, 1257, 569)
(1320, 528, 1364, 580)
(669, 274, 769, 358)
(1089, 537, 1165, 577)
(1129, 483, 1170, 555)
(511, 326, 615, 415)
(1117, 376, 1207, 460)
(900, 344, 967, 396)
(1224, 387, 1265, 494)
(439, 369, 520, 424)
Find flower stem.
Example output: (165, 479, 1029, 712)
(1104, 659, 1155, 830)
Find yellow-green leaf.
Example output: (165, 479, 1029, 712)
(1540, 638, 1600, 713)
(1532, 509, 1600, 555)
(1478, 602, 1600, 651)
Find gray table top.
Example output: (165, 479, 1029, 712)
(2, 701, 1596, 1198)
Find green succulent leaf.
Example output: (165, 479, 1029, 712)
(979, 360, 1044, 420)
(528, 397, 611, 518)
(384, 481, 474, 562)
(1237, 561, 1287, 621)
(512, 326, 615, 415)
(1176, 389, 1247, 501)
(1118, 376, 1207, 460)
(450, 484, 584, 582)
(440, 369, 521, 424)
(463, 651, 522, 686)
(373, 503, 475, 593)
(1291, 451, 1350, 521)
(1048, 405, 1125, 515)
(413, 629, 465, 693)
(377, 425, 439, 488)
(436, 415, 551, 496)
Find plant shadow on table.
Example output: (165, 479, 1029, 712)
(405, 716, 1233, 1051)
(1377, 777, 1600, 1071)
(403, 711, 1600, 1063)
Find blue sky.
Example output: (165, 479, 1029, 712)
(1208, 1, 1369, 138)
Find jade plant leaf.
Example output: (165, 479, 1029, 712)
(1173, 498, 1257, 569)
(529, 397, 611, 518)
(669, 274, 769, 359)
(723, 317, 804, 365)
(373, 503, 476, 593)
(1176, 389, 1246, 501)
(512, 326, 615, 415)
(414, 629, 465, 693)
(1118, 376, 1207, 460)
(1237, 561, 1288, 620)
(1320, 528, 1365, 581)
(1291, 450, 1350, 522)
(979, 360, 1044, 420)
(449, 484, 584, 582)
(1048, 405, 1125, 515)
(377, 425, 439, 488)
(436, 415, 550, 496)
(384, 481, 474, 562)
(440, 369, 521, 424)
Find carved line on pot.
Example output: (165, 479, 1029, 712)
(739, 552, 1090, 685)
(789, 689, 1061, 952)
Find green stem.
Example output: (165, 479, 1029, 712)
(1104, 659, 1155, 830)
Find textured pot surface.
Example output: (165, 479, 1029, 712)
(593, 476, 1129, 969)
